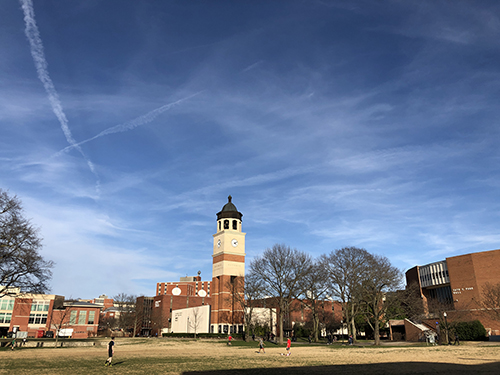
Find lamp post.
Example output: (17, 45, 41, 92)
(443, 312, 449, 345)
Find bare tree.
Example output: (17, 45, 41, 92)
(0, 189, 53, 295)
(249, 244, 313, 345)
(298, 260, 329, 342)
(113, 293, 136, 334)
(321, 247, 372, 342)
(359, 254, 402, 345)
(188, 307, 204, 338)
(385, 281, 425, 322)
(48, 297, 71, 348)
(225, 272, 263, 340)
(480, 282, 500, 321)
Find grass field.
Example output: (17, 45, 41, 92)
(0, 338, 499, 374)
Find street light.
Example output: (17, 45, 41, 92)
(443, 312, 449, 345)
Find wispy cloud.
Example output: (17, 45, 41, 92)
(19, 0, 100, 191)
(54, 91, 205, 156)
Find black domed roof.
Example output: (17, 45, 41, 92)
(216, 195, 243, 220)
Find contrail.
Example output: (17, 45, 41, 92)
(19, 0, 100, 190)
(55, 91, 204, 156)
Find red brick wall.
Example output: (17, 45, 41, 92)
(210, 275, 244, 326)
(447, 249, 500, 310)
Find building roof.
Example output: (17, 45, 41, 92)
(63, 301, 101, 308)
(216, 195, 242, 220)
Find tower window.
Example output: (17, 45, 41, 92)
(232, 220, 237, 230)
(219, 221, 221, 231)
(224, 220, 229, 229)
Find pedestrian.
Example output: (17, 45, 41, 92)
(228, 335, 232, 346)
(308, 334, 312, 344)
(348, 334, 353, 345)
(258, 337, 265, 353)
(252, 333, 255, 341)
(11, 338, 15, 351)
(285, 336, 291, 356)
(105, 337, 115, 367)
(454, 333, 460, 345)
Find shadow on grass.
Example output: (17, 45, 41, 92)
(182, 361, 500, 375)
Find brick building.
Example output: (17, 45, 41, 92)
(0, 288, 101, 339)
(406, 248, 500, 336)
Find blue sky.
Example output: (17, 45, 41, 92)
(1, 0, 499, 299)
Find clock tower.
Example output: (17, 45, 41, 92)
(211, 196, 245, 334)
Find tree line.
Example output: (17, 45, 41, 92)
(244, 244, 402, 345)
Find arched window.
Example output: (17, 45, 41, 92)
(232, 220, 237, 230)
(219, 221, 221, 231)
(224, 220, 229, 229)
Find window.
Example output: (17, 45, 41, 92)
(219, 221, 221, 230)
(224, 220, 229, 229)
(28, 313, 47, 325)
(0, 313, 12, 324)
(70, 310, 77, 325)
(0, 299, 14, 311)
(78, 311, 87, 325)
(31, 300, 50, 312)
(232, 220, 237, 230)
(88, 311, 95, 325)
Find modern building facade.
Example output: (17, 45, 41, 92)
(406, 248, 500, 336)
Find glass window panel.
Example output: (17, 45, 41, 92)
(88, 311, 95, 324)
(5, 313, 11, 323)
(69, 310, 77, 325)
(78, 311, 87, 325)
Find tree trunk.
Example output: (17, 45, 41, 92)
(313, 312, 319, 342)
(279, 309, 284, 345)
(373, 296, 380, 346)
(350, 303, 357, 342)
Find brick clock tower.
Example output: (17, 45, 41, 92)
(211, 196, 245, 334)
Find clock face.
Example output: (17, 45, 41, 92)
(217, 239, 221, 248)
(231, 239, 238, 247)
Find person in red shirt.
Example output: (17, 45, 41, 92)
(281, 337, 291, 356)
(228, 335, 232, 346)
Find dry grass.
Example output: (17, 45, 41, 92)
(1, 339, 499, 374)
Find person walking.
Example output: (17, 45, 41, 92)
(258, 337, 265, 353)
(105, 337, 115, 367)
(228, 335, 232, 346)
(281, 337, 291, 356)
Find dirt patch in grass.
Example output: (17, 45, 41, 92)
(0, 339, 499, 374)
